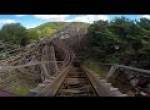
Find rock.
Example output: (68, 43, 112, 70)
(130, 78, 139, 87)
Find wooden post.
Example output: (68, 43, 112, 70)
(41, 63, 51, 81)
(106, 65, 118, 80)
(49, 45, 59, 75)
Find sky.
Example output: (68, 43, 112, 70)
(0, 15, 149, 29)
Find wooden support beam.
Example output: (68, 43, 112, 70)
(41, 63, 50, 79)
(37, 65, 72, 96)
(49, 45, 59, 75)
(106, 65, 118, 80)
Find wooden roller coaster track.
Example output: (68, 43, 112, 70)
(1, 23, 150, 96)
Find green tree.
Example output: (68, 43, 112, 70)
(85, 17, 150, 68)
(0, 23, 29, 46)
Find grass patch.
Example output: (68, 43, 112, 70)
(7, 80, 34, 96)
(14, 86, 30, 95)
(1, 71, 39, 96)
(83, 59, 108, 77)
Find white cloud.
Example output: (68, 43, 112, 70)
(0, 19, 16, 28)
(26, 24, 39, 29)
(33, 15, 69, 21)
(33, 15, 108, 23)
(142, 15, 150, 19)
(67, 15, 108, 23)
(15, 15, 26, 17)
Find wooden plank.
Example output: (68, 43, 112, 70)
(116, 65, 150, 75)
(106, 65, 118, 80)
(82, 66, 111, 96)
(36, 65, 72, 96)
(41, 63, 50, 78)
(82, 66, 127, 96)
(0, 61, 64, 71)
(61, 89, 83, 93)
(46, 66, 72, 96)
(103, 64, 150, 76)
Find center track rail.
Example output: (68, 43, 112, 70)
(54, 64, 127, 97)
(55, 65, 97, 96)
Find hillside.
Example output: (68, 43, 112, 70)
(28, 22, 70, 41)
(28, 22, 89, 42)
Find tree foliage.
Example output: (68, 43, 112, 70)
(86, 17, 150, 69)
(28, 22, 69, 41)
(0, 23, 29, 46)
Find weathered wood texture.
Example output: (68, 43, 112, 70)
(106, 64, 150, 79)
(82, 66, 127, 96)
(106, 66, 118, 80)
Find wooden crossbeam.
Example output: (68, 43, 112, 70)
(0, 61, 64, 71)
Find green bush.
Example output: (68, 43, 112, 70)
(85, 17, 150, 69)
(0, 23, 29, 46)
